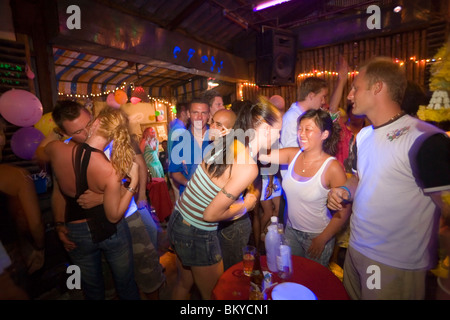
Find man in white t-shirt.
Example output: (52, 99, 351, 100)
(327, 57, 450, 300)
(280, 77, 328, 149)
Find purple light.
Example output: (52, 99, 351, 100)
(253, 0, 291, 12)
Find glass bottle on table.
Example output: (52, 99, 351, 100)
(249, 253, 265, 300)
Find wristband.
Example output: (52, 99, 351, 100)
(338, 186, 352, 201)
(126, 186, 137, 194)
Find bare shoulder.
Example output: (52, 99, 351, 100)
(285, 147, 301, 163)
(232, 162, 259, 182)
(45, 140, 75, 157)
(325, 158, 347, 186)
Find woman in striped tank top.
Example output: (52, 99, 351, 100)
(168, 97, 282, 300)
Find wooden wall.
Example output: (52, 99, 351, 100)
(242, 22, 448, 111)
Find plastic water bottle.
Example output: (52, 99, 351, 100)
(265, 224, 280, 272)
(277, 225, 292, 279)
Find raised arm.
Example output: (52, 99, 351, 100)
(329, 56, 349, 114)
(258, 147, 299, 165)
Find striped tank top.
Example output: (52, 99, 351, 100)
(175, 164, 222, 231)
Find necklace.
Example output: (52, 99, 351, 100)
(373, 111, 405, 129)
(300, 152, 322, 173)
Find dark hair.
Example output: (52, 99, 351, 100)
(175, 102, 188, 115)
(202, 90, 222, 107)
(401, 81, 428, 116)
(234, 96, 280, 133)
(52, 100, 87, 132)
(188, 97, 210, 111)
(298, 77, 327, 101)
(230, 99, 253, 115)
(298, 109, 341, 156)
(206, 96, 280, 178)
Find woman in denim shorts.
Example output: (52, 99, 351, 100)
(168, 98, 282, 300)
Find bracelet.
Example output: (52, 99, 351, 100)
(126, 186, 137, 194)
(338, 186, 352, 201)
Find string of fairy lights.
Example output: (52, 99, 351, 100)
(58, 56, 443, 104)
(237, 56, 443, 99)
(57, 82, 176, 117)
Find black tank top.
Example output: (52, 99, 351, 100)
(65, 143, 117, 243)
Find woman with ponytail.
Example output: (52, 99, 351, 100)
(168, 96, 282, 300)
(260, 108, 351, 267)
(44, 106, 140, 300)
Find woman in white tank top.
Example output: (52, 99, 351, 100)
(261, 109, 351, 266)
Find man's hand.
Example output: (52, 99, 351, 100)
(77, 190, 103, 209)
(327, 187, 350, 211)
(55, 225, 76, 251)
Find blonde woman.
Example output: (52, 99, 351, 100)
(45, 107, 140, 300)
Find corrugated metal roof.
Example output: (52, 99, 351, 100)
(54, 47, 201, 97)
(54, 0, 401, 97)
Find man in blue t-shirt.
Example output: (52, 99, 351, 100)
(169, 98, 211, 196)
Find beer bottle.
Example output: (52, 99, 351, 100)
(249, 253, 264, 300)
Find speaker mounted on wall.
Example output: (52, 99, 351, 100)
(256, 28, 297, 86)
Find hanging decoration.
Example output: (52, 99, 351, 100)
(0, 89, 43, 127)
(34, 112, 57, 136)
(11, 126, 45, 160)
(106, 92, 121, 108)
(417, 43, 450, 123)
(131, 85, 148, 104)
(114, 89, 128, 105)
(25, 63, 35, 80)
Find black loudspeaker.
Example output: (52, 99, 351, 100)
(256, 28, 297, 86)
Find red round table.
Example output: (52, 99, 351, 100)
(212, 255, 349, 300)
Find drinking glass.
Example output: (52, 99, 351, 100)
(242, 245, 256, 276)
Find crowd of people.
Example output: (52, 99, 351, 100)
(0, 57, 449, 301)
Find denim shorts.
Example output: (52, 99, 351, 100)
(168, 210, 222, 267)
(285, 224, 335, 267)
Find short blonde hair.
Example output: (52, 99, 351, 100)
(360, 57, 407, 105)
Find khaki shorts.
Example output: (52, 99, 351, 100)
(343, 246, 426, 300)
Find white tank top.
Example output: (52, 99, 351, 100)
(282, 150, 335, 233)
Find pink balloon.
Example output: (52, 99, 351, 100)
(0, 89, 43, 127)
(11, 127, 45, 160)
(106, 93, 121, 109)
(130, 97, 141, 104)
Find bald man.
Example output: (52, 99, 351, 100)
(269, 95, 286, 116)
(209, 109, 237, 141)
